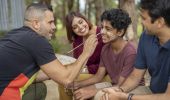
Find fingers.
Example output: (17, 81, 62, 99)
(74, 89, 82, 100)
(102, 88, 113, 94)
(83, 34, 98, 56)
(85, 34, 98, 46)
(74, 82, 81, 90)
(100, 92, 109, 100)
(102, 87, 122, 94)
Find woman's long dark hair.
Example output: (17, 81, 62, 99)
(65, 12, 92, 43)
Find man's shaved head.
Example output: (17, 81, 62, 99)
(24, 3, 55, 40)
(24, 3, 51, 22)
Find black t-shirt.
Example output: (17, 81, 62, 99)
(0, 26, 56, 99)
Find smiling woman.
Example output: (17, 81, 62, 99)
(65, 11, 104, 74)
(57, 11, 105, 100)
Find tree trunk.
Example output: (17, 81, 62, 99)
(76, 0, 80, 12)
(67, 0, 74, 12)
(119, 0, 138, 44)
(94, 0, 104, 25)
(87, 5, 91, 21)
(39, 0, 51, 5)
(61, 0, 66, 29)
(85, 0, 88, 16)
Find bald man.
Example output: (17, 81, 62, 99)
(0, 3, 98, 100)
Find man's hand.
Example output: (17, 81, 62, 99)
(65, 81, 81, 90)
(100, 87, 128, 100)
(74, 85, 98, 100)
(83, 34, 98, 57)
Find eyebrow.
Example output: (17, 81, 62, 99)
(105, 25, 113, 29)
(72, 19, 82, 27)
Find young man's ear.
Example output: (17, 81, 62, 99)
(117, 29, 124, 37)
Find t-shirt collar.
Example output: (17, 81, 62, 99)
(153, 36, 170, 50)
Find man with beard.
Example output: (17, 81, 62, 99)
(0, 3, 98, 100)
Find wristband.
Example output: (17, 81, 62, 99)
(127, 93, 134, 100)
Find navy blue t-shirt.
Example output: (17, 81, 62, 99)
(0, 26, 56, 99)
(135, 31, 170, 93)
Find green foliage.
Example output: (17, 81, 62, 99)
(25, 0, 33, 5)
(50, 28, 71, 54)
(0, 31, 6, 38)
(137, 17, 143, 38)
(104, 0, 118, 9)
(49, 39, 61, 53)
(137, 23, 143, 37)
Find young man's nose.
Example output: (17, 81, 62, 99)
(101, 29, 106, 34)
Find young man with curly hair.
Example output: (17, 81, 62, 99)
(71, 8, 143, 100)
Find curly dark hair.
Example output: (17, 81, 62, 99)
(101, 8, 131, 37)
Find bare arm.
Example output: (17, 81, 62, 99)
(101, 83, 170, 100)
(35, 70, 50, 82)
(40, 34, 98, 86)
(117, 76, 126, 86)
(120, 68, 146, 92)
(131, 83, 170, 100)
(40, 52, 89, 85)
(76, 66, 106, 88)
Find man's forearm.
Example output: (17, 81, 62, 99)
(66, 52, 90, 85)
(120, 68, 146, 92)
(78, 74, 102, 88)
(131, 93, 170, 100)
(77, 67, 106, 88)
(120, 75, 140, 92)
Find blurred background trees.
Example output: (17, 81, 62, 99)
(0, 0, 142, 54)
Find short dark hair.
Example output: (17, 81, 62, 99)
(65, 12, 92, 43)
(26, 3, 52, 12)
(101, 8, 131, 37)
(140, 0, 170, 26)
(25, 3, 52, 21)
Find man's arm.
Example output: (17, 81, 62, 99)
(101, 83, 170, 100)
(40, 34, 98, 86)
(73, 66, 106, 100)
(75, 66, 106, 89)
(119, 68, 146, 92)
(131, 83, 170, 100)
(35, 70, 50, 82)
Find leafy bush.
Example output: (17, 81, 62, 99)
(0, 31, 6, 38)
(49, 38, 61, 53)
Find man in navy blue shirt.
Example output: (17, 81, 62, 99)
(100, 0, 170, 100)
